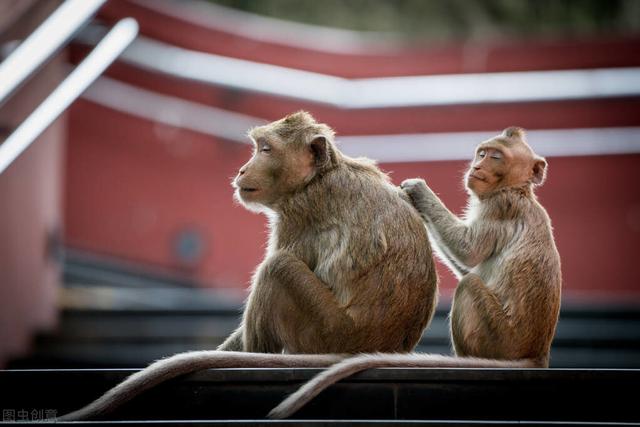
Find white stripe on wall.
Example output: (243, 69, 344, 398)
(77, 26, 640, 109)
(82, 76, 265, 143)
(82, 76, 640, 162)
(339, 130, 640, 162)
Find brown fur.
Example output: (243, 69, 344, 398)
(268, 127, 562, 419)
(60, 352, 344, 421)
(221, 111, 438, 353)
(411, 127, 561, 364)
(60, 112, 438, 421)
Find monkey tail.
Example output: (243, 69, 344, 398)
(268, 353, 538, 419)
(59, 351, 343, 421)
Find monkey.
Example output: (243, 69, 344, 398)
(268, 127, 562, 419)
(408, 127, 562, 366)
(60, 111, 438, 420)
(216, 111, 437, 355)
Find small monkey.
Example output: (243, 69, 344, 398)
(61, 112, 438, 420)
(269, 127, 561, 419)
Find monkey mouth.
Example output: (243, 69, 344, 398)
(240, 187, 258, 193)
(469, 173, 486, 182)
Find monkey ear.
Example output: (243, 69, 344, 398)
(309, 135, 332, 170)
(532, 158, 547, 186)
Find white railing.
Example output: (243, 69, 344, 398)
(0, 5, 138, 174)
(0, 0, 106, 105)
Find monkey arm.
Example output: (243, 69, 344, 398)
(401, 178, 495, 268)
(264, 250, 356, 335)
(431, 245, 470, 278)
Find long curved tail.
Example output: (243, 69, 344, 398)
(60, 351, 343, 421)
(268, 353, 539, 419)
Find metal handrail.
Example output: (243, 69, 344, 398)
(0, 18, 139, 175)
(0, 0, 106, 106)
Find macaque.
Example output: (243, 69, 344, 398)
(269, 127, 561, 419)
(218, 111, 437, 354)
(61, 112, 438, 420)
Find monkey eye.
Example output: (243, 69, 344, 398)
(491, 151, 503, 160)
(477, 149, 486, 158)
(260, 144, 272, 153)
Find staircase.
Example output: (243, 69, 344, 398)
(11, 284, 640, 369)
(1, 366, 639, 425)
(4, 251, 640, 425)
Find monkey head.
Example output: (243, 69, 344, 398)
(233, 111, 336, 212)
(465, 127, 547, 198)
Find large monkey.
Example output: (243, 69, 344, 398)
(220, 111, 437, 353)
(61, 112, 438, 420)
(269, 127, 562, 419)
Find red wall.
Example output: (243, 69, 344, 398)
(65, 100, 640, 300)
(63, 0, 640, 302)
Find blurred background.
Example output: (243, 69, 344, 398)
(1, 0, 639, 369)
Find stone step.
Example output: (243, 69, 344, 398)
(1, 368, 638, 423)
(13, 300, 640, 368)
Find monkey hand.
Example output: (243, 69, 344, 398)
(400, 178, 428, 203)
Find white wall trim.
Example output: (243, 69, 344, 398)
(82, 76, 265, 143)
(339, 129, 640, 162)
(77, 26, 640, 109)
(83, 76, 640, 162)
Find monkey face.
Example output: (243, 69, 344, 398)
(233, 132, 315, 211)
(232, 112, 336, 212)
(466, 130, 547, 197)
(466, 145, 508, 196)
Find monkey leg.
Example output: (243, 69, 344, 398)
(450, 273, 516, 359)
(243, 271, 287, 353)
(245, 250, 356, 354)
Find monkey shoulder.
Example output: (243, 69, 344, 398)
(328, 171, 428, 269)
(334, 164, 418, 224)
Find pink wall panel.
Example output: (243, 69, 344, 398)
(65, 103, 640, 300)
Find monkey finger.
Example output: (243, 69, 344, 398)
(400, 179, 428, 200)
(400, 178, 427, 189)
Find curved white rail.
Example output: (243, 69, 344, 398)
(0, 0, 106, 106)
(0, 19, 139, 174)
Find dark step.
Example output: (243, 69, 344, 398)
(1, 368, 638, 423)
(2, 421, 638, 426)
(4, 421, 638, 426)
(12, 302, 640, 369)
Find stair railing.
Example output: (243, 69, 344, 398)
(0, 0, 138, 174)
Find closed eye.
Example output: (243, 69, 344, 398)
(260, 143, 271, 153)
(477, 149, 486, 158)
(491, 152, 502, 160)
(253, 137, 272, 153)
